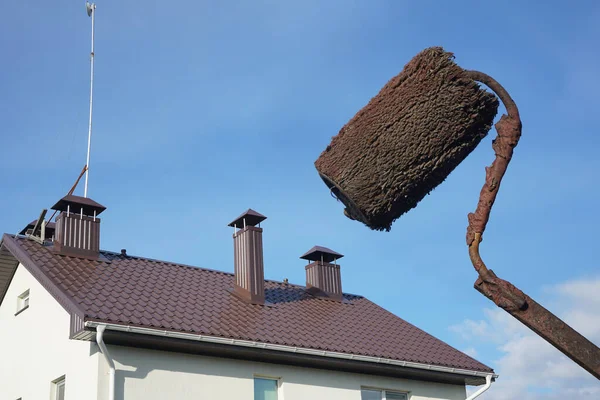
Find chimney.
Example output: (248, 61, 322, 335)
(301, 246, 344, 301)
(51, 194, 106, 260)
(228, 209, 267, 305)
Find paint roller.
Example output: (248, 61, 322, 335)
(313, 46, 600, 380)
(315, 47, 500, 231)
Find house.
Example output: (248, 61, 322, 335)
(0, 195, 496, 400)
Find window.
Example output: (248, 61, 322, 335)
(52, 376, 66, 400)
(361, 388, 408, 400)
(16, 289, 30, 315)
(254, 377, 278, 400)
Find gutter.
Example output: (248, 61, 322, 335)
(85, 321, 497, 382)
(465, 374, 493, 400)
(96, 325, 116, 400)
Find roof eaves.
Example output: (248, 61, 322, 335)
(84, 320, 497, 380)
(1, 234, 86, 319)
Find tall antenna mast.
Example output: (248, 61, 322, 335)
(84, 2, 96, 198)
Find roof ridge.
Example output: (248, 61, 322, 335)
(6, 235, 359, 295)
(98, 248, 362, 295)
(100, 249, 234, 276)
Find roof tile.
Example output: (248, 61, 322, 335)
(8, 236, 491, 373)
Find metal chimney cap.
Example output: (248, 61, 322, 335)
(51, 194, 106, 216)
(300, 246, 344, 263)
(228, 209, 267, 228)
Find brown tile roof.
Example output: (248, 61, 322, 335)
(3, 234, 492, 373)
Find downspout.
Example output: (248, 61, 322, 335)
(466, 374, 493, 400)
(96, 325, 115, 400)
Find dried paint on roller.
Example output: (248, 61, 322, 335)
(315, 47, 499, 231)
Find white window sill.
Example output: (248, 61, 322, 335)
(15, 305, 29, 316)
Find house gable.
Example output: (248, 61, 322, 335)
(0, 259, 101, 400)
(0, 235, 86, 326)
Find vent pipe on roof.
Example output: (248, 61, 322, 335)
(51, 194, 106, 260)
(301, 246, 344, 301)
(228, 209, 267, 305)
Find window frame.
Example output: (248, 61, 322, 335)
(51, 375, 66, 400)
(361, 387, 409, 400)
(15, 289, 30, 316)
(253, 375, 280, 400)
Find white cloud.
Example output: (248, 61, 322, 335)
(462, 347, 478, 358)
(452, 277, 600, 400)
(449, 319, 492, 341)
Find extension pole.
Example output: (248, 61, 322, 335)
(465, 70, 600, 380)
(84, 2, 96, 198)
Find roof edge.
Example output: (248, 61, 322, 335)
(85, 321, 497, 381)
(0, 238, 19, 307)
(1, 234, 86, 319)
(360, 294, 494, 372)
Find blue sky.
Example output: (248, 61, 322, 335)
(1, 1, 599, 397)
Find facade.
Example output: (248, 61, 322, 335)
(0, 196, 496, 400)
(0, 263, 100, 400)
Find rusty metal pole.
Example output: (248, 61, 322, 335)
(464, 70, 600, 380)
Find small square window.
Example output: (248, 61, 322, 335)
(361, 388, 408, 400)
(52, 376, 66, 400)
(16, 289, 30, 315)
(386, 392, 408, 400)
(254, 377, 278, 400)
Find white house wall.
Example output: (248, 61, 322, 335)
(0, 263, 100, 400)
(99, 344, 467, 400)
